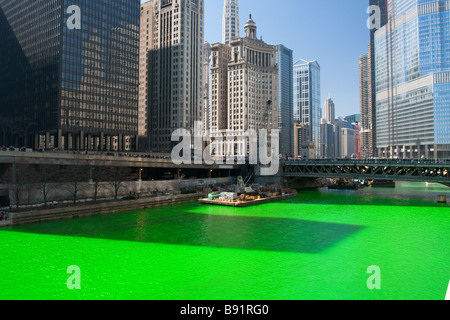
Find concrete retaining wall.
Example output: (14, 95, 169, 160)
(8, 193, 205, 226)
(1, 177, 232, 209)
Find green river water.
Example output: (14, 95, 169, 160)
(0, 182, 448, 300)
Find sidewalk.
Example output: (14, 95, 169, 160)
(0, 220, 12, 227)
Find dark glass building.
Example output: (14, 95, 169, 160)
(0, 0, 139, 151)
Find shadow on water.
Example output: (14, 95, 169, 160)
(4, 209, 363, 254)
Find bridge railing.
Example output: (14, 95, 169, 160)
(283, 159, 450, 166)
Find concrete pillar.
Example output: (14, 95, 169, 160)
(106, 136, 111, 151)
(80, 131, 84, 150)
(57, 129, 63, 150)
(425, 145, 430, 160)
(34, 134, 39, 150)
(100, 132, 105, 151)
(93, 136, 99, 151)
(87, 134, 92, 151)
(11, 163, 17, 184)
(118, 134, 123, 152)
(75, 135, 80, 151)
(434, 144, 438, 160)
(67, 133, 73, 150)
(45, 132, 50, 150)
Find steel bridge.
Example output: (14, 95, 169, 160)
(283, 159, 450, 186)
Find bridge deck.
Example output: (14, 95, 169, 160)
(283, 160, 449, 184)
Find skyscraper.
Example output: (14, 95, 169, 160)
(210, 15, 279, 158)
(0, 0, 140, 151)
(223, 0, 240, 46)
(369, 0, 388, 157)
(139, 1, 154, 150)
(359, 53, 373, 158)
(146, 0, 204, 153)
(374, 0, 450, 159)
(293, 59, 321, 159)
(323, 97, 335, 125)
(202, 41, 212, 133)
(276, 44, 294, 157)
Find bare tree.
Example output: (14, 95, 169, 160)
(36, 164, 60, 206)
(0, 164, 37, 210)
(61, 165, 89, 205)
(103, 167, 137, 200)
(91, 166, 105, 202)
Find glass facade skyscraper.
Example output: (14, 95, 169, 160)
(293, 59, 321, 158)
(369, 0, 388, 157)
(0, 0, 139, 151)
(374, 0, 450, 159)
(276, 44, 294, 157)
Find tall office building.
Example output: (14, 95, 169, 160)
(202, 41, 212, 133)
(146, 0, 204, 152)
(223, 0, 240, 46)
(359, 53, 373, 158)
(340, 127, 356, 159)
(320, 119, 336, 159)
(210, 15, 279, 158)
(276, 44, 294, 157)
(293, 59, 321, 158)
(0, 0, 140, 151)
(323, 97, 335, 125)
(374, 0, 450, 159)
(369, 0, 388, 157)
(139, 1, 154, 150)
(210, 42, 232, 156)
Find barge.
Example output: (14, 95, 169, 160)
(199, 179, 298, 207)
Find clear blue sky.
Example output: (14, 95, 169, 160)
(142, 0, 371, 117)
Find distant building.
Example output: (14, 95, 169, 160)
(276, 44, 294, 157)
(203, 42, 212, 133)
(320, 119, 336, 159)
(340, 128, 355, 159)
(344, 114, 360, 124)
(293, 121, 313, 159)
(323, 98, 335, 125)
(359, 53, 373, 158)
(223, 0, 240, 46)
(334, 118, 354, 159)
(293, 59, 321, 158)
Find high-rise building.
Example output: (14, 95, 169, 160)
(323, 97, 335, 125)
(210, 15, 279, 158)
(0, 0, 140, 151)
(276, 44, 294, 158)
(374, 0, 450, 159)
(293, 121, 312, 159)
(340, 127, 356, 159)
(146, 0, 204, 153)
(344, 114, 361, 124)
(320, 119, 336, 159)
(202, 41, 212, 133)
(359, 52, 373, 158)
(369, 0, 388, 157)
(139, 1, 154, 150)
(293, 59, 321, 158)
(334, 118, 354, 159)
(223, 0, 240, 46)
